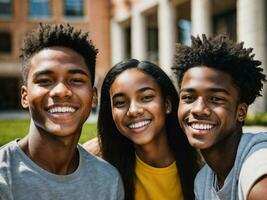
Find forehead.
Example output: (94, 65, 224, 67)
(181, 66, 238, 94)
(28, 47, 90, 75)
(110, 68, 160, 95)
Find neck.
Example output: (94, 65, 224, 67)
(18, 121, 80, 175)
(135, 134, 174, 168)
(201, 129, 242, 187)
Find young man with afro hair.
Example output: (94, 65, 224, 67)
(0, 24, 124, 200)
(173, 34, 267, 200)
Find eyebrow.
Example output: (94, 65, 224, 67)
(67, 69, 89, 77)
(180, 87, 230, 95)
(137, 86, 155, 93)
(111, 86, 156, 100)
(33, 68, 89, 78)
(32, 69, 53, 78)
(111, 92, 124, 100)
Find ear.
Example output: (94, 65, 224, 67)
(236, 103, 248, 123)
(165, 97, 172, 114)
(91, 87, 98, 109)
(21, 85, 29, 109)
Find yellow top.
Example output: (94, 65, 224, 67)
(135, 155, 183, 200)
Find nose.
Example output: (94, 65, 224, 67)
(191, 97, 211, 117)
(49, 82, 72, 98)
(126, 101, 144, 117)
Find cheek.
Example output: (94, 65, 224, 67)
(30, 84, 48, 94)
(78, 88, 94, 104)
(28, 91, 46, 104)
(177, 111, 186, 129)
(28, 87, 49, 103)
(214, 106, 237, 123)
(215, 109, 230, 116)
(177, 104, 188, 119)
(148, 101, 165, 115)
(113, 115, 128, 138)
(111, 109, 125, 130)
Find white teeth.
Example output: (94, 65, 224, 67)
(128, 120, 151, 129)
(191, 123, 214, 130)
(48, 106, 76, 113)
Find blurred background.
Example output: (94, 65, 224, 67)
(0, 0, 267, 145)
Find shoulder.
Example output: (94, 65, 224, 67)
(0, 140, 16, 151)
(78, 144, 120, 178)
(238, 133, 267, 160)
(241, 132, 267, 143)
(0, 140, 17, 162)
(0, 141, 17, 199)
(82, 137, 101, 157)
(77, 144, 124, 196)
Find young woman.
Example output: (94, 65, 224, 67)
(96, 59, 198, 200)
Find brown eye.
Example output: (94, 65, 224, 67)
(180, 94, 194, 103)
(70, 78, 85, 84)
(141, 95, 154, 102)
(113, 100, 126, 108)
(210, 96, 224, 104)
(35, 78, 52, 86)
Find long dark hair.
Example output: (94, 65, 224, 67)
(98, 59, 198, 200)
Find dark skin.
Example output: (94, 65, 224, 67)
(178, 66, 244, 184)
(19, 47, 97, 175)
(247, 175, 267, 200)
(18, 127, 80, 175)
(110, 68, 174, 168)
(178, 66, 267, 198)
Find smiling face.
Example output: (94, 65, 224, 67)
(21, 47, 97, 138)
(178, 66, 247, 150)
(110, 68, 170, 147)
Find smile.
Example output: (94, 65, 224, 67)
(48, 106, 76, 114)
(190, 123, 215, 130)
(128, 120, 151, 129)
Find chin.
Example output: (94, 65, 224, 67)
(46, 124, 78, 136)
(192, 141, 212, 150)
(132, 138, 151, 146)
(188, 138, 205, 149)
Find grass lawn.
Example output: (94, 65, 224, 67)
(0, 120, 97, 147)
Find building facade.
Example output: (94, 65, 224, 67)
(0, 0, 111, 111)
(0, 0, 266, 113)
(110, 0, 267, 113)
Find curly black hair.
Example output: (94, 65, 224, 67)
(20, 23, 98, 85)
(172, 34, 266, 105)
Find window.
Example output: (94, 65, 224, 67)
(178, 19, 191, 46)
(0, 77, 20, 110)
(0, 32, 12, 53)
(64, 0, 83, 17)
(125, 27, 131, 59)
(214, 10, 236, 41)
(0, 0, 12, 17)
(29, 0, 50, 18)
(147, 27, 158, 62)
